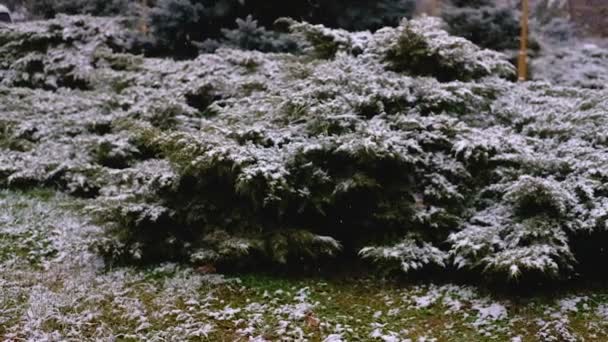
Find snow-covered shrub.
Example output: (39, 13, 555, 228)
(284, 17, 514, 81)
(449, 83, 608, 280)
(380, 17, 513, 81)
(70, 16, 513, 267)
(91, 134, 141, 169)
(532, 42, 608, 90)
(3, 15, 608, 283)
(0, 15, 134, 90)
(527, 0, 608, 89)
(279, 19, 361, 59)
(359, 236, 447, 274)
(0, 16, 139, 195)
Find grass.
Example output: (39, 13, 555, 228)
(2, 190, 608, 340)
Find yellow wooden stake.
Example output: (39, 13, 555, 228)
(517, 0, 529, 82)
(431, 0, 441, 16)
(139, 0, 149, 35)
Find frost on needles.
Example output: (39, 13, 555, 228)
(1, 15, 608, 283)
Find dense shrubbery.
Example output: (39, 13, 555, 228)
(24, 0, 133, 19)
(18, 0, 416, 57)
(442, 0, 520, 52)
(531, 42, 608, 90)
(2, 15, 608, 284)
(521, 0, 601, 89)
(528, 0, 607, 89)
(147, 0, 417, 56)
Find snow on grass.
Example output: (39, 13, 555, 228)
(473, 302, 507, 325)
(557, 296, 587, 313)
(2, 190, 608, 340)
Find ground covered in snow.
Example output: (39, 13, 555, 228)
(2, 190, 608, 340)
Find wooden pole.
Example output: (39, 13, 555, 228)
(567, 0, 575, 19)
(517, 0, 529, 82)
(431, 0, 440, 16)
(139, 0, 149, 35)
